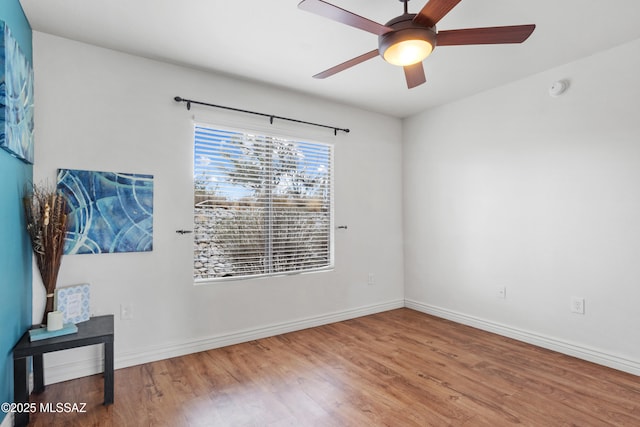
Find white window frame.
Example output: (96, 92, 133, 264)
(193, 122, 335, 283)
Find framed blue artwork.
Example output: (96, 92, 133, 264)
(57, 169, 154, 254)
(0, 20, 34, 164)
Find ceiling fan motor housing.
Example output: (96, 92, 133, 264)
(378, 14, 437, 65)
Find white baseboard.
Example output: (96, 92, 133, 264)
(0, 413, 13, 427)
(44, 355, 105, 386)
(43, 297, 639, 385)
(0, 412, 13, 427)
(405, 299, 640, 376)
(0, 373, 35, 426)
(44, 299, 405, 385)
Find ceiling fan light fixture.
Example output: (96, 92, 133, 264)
(384, 39, 433, 66)
(379, 28, 436, 67)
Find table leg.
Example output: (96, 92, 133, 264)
(33, 353, 45, 393)
(13, 357, 29, 427)
(104, 341, 114, 405)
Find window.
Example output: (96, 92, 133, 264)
(194, 124, 334, 281)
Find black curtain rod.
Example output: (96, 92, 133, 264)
(174, 96, 350, 135)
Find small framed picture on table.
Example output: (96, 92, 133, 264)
(55, 284, 91, 324)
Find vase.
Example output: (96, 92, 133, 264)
(32, 254, 47, 326)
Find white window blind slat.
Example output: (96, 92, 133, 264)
(194, 124, 334, 280)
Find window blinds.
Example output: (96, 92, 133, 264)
(194, 125, 334, 281)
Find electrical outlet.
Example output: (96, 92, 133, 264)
(571, 297, 585, 315)
(497, 287, 506, 299)
(367, 273, 375, 286)
(120, 303, 134, 320)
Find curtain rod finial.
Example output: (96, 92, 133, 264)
(174, 96, 183, 102)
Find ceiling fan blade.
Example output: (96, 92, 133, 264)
(298, 0, 392, 35)
(414, 0, 462, 28)
(437, 24, 536, 46)
(313, 49, 379, 79)
(404, 62, 426, 89)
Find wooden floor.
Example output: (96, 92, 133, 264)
(27, 309, 640, 426)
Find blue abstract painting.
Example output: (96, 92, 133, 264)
(57, 169, 154, 254)
(0, 20, 34, 164)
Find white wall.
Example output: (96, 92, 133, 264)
(33, 28, 640, 381)
(32, 32, 405, 382)
(404, 38, 640, 374)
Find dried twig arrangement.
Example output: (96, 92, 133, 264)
(23, 183, 68, 324)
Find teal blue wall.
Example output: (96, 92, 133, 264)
(0, 0, 32, 423)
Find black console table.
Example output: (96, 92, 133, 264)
(12, 315, 114, 427)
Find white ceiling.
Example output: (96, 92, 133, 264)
(19, 0, 640, 118)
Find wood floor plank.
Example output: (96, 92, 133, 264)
(26, 309, 640, 426)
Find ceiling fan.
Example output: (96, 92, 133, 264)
(298, 0, 536, 89)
